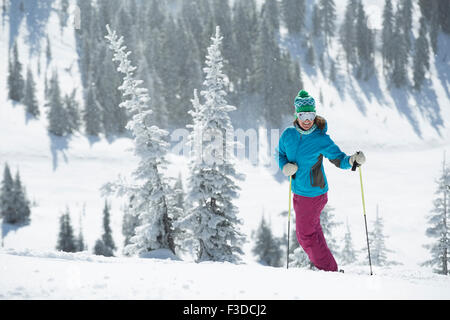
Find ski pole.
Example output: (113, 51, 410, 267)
(287, 175, 292, 269)
(352, 156, 373, 275)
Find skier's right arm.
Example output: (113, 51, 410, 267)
(277, 131, 288, 171)
(277, 130, 298, 176)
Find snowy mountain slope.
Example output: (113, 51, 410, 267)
(1, 248, 450, 299)
(1, 1, 450, 300)
(278, 0, 450, 150)
(2, 93, 449, 269)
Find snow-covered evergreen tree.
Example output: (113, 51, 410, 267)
(94, 43, 125, 135)
(0, 163, 14, 221)
(282, 0, 305, 35)
(174, 173, 185, 215)
(145, 0, 165, 32)
(77, 1, 104, 135)
(94, 200, 116, 257)
(418, 0, 431, 21)
(294, 61, 304, 91)
(306, 42, 316, 67)
(121, 195, 140, 253)
(320, 204, 341, 259)
(103, 25, 176, 256)
(341, 219, 357, 265)
(381, 0, 395, 71)
(232, 0, 256, 91)
(46, 35, 52, 68)
(46, 70, 68, 136)
(172, 18, 202, 129)
(64, 89, 80, 134)
(44, 72, 49, 99)
(422, 157, 449, 275)
(56, 208, 77, 253)
(320, 0, 336, 46)
(319, 50, 326, 73)
(312, 4, 322, 37)
(10, 171, 30, 225)
(2, 0, 7, 18)
(7, 42, 24, 103)
(329, 59, 336, 83)
(117, 5, 136, 58)
(68, 0, 443, 134)
(276, 51, 301, 126)
(340, 0, 357, 68)
(152, 16, 180, 128)
(75, 0, 95, 88)
(289, 247, 314, 269)
(59, 0, 70, 29)
(413, 16, 430, 91)
(429, 0, 439, 54)
(211, 0, 234, 82)
(76, 233, 86, 252)
(262, 0, 280, 34)
(138, 38, 168, 129)
(169, 173, 187, 251)
(181, 0, 203, 55)
(102, 201, 116, 255)
(252, 214, 283, 267)
(438, 0, 450, 34)
(365, 205, 398, 266)
(400, 0, 413, 54)
(83, 84, 102, 136)
(169, 173, 188, 257)
(1, 165, 30, 225)
(76, 211, 86, 252)
(176, 27, 245, 263)
(24, 67, 39, 117)
(355, 1, 375, 80)
(252, 15, 292, 128)
(391, 3, 408, 87)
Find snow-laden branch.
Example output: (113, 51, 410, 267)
(103, 24, 176, 255)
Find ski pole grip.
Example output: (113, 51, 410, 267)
(351, 151, 360, 171)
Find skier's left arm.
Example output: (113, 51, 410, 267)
(321, 135, 352, 170)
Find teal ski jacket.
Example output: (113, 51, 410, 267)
(277, 120, 352, 197)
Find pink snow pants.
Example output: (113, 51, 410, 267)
(293, 192, 338, 272)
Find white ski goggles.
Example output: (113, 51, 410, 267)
(296, 112, 316, 122)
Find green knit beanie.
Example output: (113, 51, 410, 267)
(294, 90, 316, 113)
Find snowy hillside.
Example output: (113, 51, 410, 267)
(278, 0, 450, 149)
(1, 0, 450, 300)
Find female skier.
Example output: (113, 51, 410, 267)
(277, 90, 366, 272)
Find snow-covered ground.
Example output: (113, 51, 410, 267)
(1, 1, 450, 300)
(2, 248, 450, 300)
